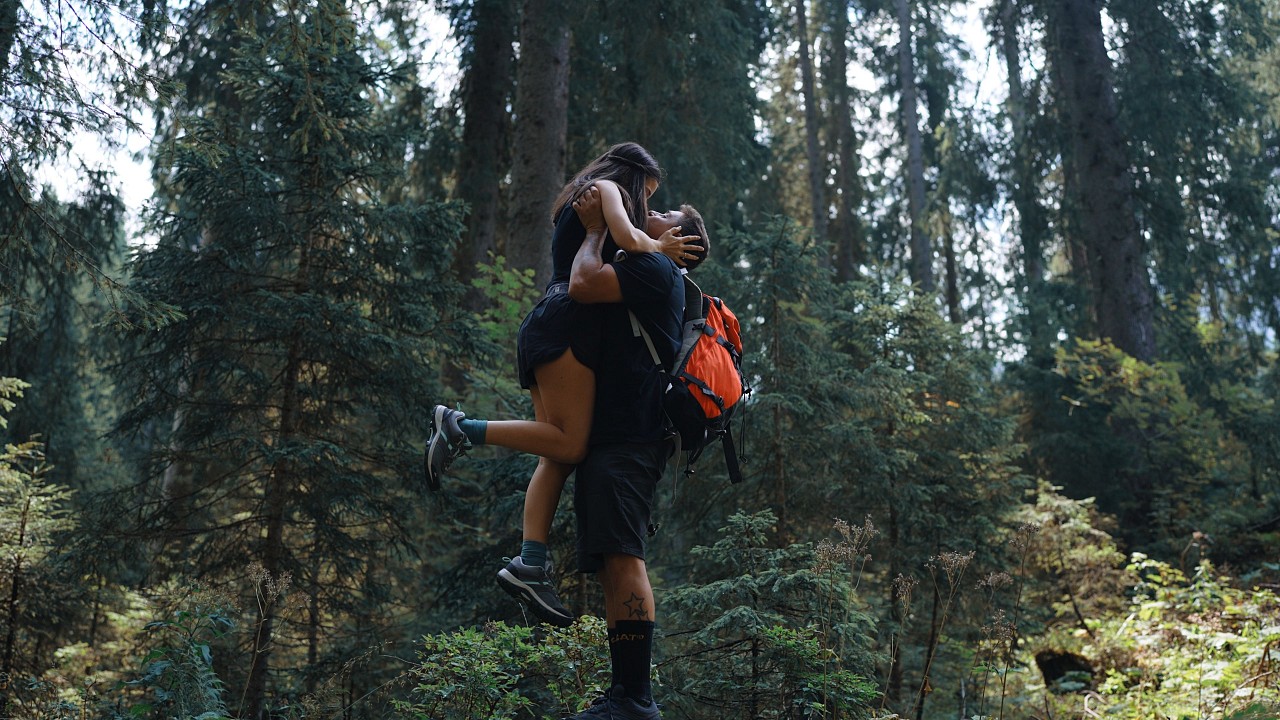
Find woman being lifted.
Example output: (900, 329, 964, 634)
(426, 142, 702, 626)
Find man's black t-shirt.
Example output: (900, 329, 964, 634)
(589, 251, 683, 446)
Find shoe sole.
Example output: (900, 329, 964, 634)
(425, 406, 450, 492)
(497, 569, 575, 627)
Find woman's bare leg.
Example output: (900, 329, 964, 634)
(515, 349, 595, 542)
(483, 350, 595, 465)
(493, 350, 593, 626)
(522, 386, 573, 544)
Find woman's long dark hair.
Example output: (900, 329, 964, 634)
(550, 142, 662, 230)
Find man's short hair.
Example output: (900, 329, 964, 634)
(678, 204, 710, 272)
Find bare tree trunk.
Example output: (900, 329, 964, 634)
(88, 582, 101, 648)
(770, 238, 789, 535)
(1059, 145, 1093, 324)
(896, 0, 931, 292)
(913, 581, 941, 720)
(243, 219, 313, 716)
(242, 341, 299, 719)
(454, 0, 516, 307)
(795, 0, 828, 257)
(999, 0, 1052, 361)
(507, 0, 570, 290)
(1000, 0, 1040, 285)
(306, 550, 320, 693)
(1047, 0, 1156, 361)
(825, 0, 864, 281)
(943, 218, 961, 324)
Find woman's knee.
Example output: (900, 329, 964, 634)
(535, 456, 576, 481)
(537, 435, 587, 465)
(560, 439, 589, 465)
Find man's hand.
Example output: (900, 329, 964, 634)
(573, 185, 605, 232)
(569, 184, 622, 304)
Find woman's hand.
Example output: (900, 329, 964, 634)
(658, 226, 701, 267)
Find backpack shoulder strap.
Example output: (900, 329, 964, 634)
(682, 276, 707, 322)
(629, 310, 663, 368)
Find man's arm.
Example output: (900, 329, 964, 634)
(568, 185, 624, 304)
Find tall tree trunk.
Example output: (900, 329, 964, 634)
(770, 239, 789, 536)
(795, 0, 828, 256)
(243, 221, 313, 717)
(896, 0, 931, 292)
(1059, 145, 1093, 324)
(999, 0, 1052, 362)
(507, 0, 570, 290)
(943, 218, 961, 324)
(306, 550, 320, 693)
(453, 0, 516, 309)
(825, 0, 864, 281)
(913, 581, 942, 720)
(242, 347, 299, 719)
(1047, 0, 1156, 361)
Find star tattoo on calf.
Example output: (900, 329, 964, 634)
(623, 592, 649, 620)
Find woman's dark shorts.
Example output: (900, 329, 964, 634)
(516, 284, 603, 389)
(574, 441, 668, 573)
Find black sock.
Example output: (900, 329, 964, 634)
(609, 620, 654, 703)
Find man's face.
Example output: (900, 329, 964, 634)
(644, 209, 687, 239)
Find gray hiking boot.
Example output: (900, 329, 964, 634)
(425, 404, 468, 491)
(497, 557, 575, 627)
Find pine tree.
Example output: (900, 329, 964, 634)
(506, 0, 570, 288)
(1041, 0, 1157, 362)
(450, 0, 517, 306)
(990, 0, 1056, 362)
(794, 0, 830, 250)
(895, 0, 932, 292)
(821, 0, 867, 281)
(113, 2, 467, 714)
(662, 511, 878, 719)
(818, 278, 1028, 714)
(1107, 0, 1278, 358)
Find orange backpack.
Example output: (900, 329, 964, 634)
(630, 275, 749, 483)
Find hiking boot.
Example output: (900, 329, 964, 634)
(497, 557, 575, 627)
(425, 404, 468, 491)
(566, 686, 660, 719)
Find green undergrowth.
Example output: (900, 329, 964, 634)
(1010, 556, 1280, 720)
(396, 617, 611, 719)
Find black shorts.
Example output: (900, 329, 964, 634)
(574, 441, 668, 573)
(516, 285, 603, 389)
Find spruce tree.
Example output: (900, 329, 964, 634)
(1107, 0, 1278, 359)
(662, 511, 878, 719)
(113, 2, 466, 713)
